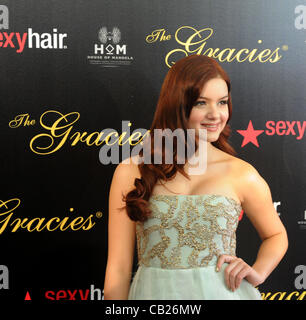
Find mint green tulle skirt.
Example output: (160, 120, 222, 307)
(128, 264, 262, 300)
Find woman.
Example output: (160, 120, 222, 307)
(103, 54, 288, 300)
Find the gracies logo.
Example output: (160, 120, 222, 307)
(145, 26, 287, 67)
(0, 198, 102, 234)
(8, 110, 148, 155)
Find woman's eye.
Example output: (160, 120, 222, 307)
(195, 101, 206, 106)
(194, 100, 228, 106)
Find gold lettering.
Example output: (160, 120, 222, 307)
(260, 290, 306, 300)
(9, 114, 29, 128)
(58, 217, 70, 231)
(203, 47, 214, 57)
(285, 291, 299, 300)
(260, 292, 271, 300)
(69, 217, 85, 231)
(165, 49, 188, 67)
(0, 198, 97, 233)
(161, 25, 284, 67)
(70, 131, 104, 147)
(146, 29, 166, 43)
(212, 48, 220, 59)
(235, 48, 250, 62)
(297, 291, 306, 300)
(137, 130, 150, 145)
(117, 131, 130, 146)
(104, 131, 119, 146)
(269, 48, 282, 63)
(70, 131, 88, 146)
(30, 110, 80, 155)
(43, 217, 62, 231)
(248, 48, 260, 62)
(27, 109, 149, 154)
(0, 213, 13, 234)
(0, 198, 21, 234)
(25, 217, 46, 232)
(82, 215, 96, 230)
(257, 48, 272, 62)
(129, 131, 142, 146)
(10, 217, 29, 232)
(176, 26, 213, 55)
(217, 48, 237, 62)
(270, 292, 286, 300)
(85, 132, 104, 146)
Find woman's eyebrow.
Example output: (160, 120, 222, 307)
(198, 95, 228, 100)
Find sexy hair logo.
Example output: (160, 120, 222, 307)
(0, 5, 67, 53)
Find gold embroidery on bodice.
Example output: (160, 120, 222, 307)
(135, 194, 242, 269)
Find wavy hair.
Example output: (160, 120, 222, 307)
(123, 54, 237, 222)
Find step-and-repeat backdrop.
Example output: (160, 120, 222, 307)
(1, 0, 305, 302)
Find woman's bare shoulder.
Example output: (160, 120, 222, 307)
(229, 156, 268, 204)
(231, 156, 259, 176)
(115, 156, 142, 180)
(109, 156, 142, 199)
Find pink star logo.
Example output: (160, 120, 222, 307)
(237, 120, 264, 147)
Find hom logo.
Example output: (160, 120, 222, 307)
(98, 27, 121, 44)
(87, 26, 134, 66)
(95, 26, 126, 55)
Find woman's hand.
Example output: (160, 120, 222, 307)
(216, 254, 265, 292)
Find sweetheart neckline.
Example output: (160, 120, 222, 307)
(150, 193, 242, 208)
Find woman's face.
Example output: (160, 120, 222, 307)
(187, 77, 229, 142)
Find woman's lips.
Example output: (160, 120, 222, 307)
(201, 123, 220, 132)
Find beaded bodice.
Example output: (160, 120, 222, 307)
(135, 194, 242, 269)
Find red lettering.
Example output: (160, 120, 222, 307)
(15, 32, 28, 53)
(3, 32, 14, 48)
(45, 290, 55, 300)
(56, 290, 67, 300)
(79, 289, 89, 300)
(265, 120, 275, 136)
(265, 121, 305, 140)
(285, 121, 296, 135)
(297, 121, 306, 140)
(276, 120, 286, 135)
(67, 289, 77, 300)
(45, 288, 94, 300)
(0, 32, 28, 53)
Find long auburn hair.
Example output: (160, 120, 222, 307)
(122, 54, 237, 222)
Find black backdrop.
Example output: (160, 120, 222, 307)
(1, 0, 306, 302)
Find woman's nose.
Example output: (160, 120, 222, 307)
(205, 103, 219, 118)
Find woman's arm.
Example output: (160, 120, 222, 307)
(239, 163, 288, 281)
(217, 161, 288, 291)
(103, 159, 140, 300)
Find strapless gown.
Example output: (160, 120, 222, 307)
(128, 194, 262, 300)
